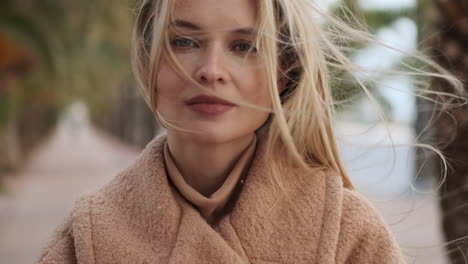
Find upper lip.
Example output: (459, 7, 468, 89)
(185, 94, 237, 106)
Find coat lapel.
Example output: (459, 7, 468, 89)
(167, 201, 247, 264)
(230, 136, 344, 263)
(137, 135, 248, 263)
(89, 135, 182, 263)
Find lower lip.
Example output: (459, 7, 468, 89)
(188, 103, 235, 115)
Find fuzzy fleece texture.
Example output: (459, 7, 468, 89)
(37, 134, 405, 264)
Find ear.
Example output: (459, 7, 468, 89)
(278, 78, 287, 94)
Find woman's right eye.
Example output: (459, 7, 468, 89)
(171, 37, 198, 49)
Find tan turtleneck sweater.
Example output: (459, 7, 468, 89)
(163, 136, 257, 223)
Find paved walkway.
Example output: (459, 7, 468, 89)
(0, 105, 449, 264)
(0, 104, 140, 264)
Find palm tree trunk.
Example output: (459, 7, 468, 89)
(418, 0, 468, 263)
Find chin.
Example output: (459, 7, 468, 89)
(188, 130, 238, 145)
(166, 125, 233, 145)
(166, 116, 267, 145)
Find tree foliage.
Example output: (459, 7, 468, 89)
(0, 0, 136, 124)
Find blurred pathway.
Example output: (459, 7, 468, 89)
(0, 102, 140, 264)
(0, 104, 449, 264)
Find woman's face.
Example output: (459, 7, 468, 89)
(156, 0, 273, 144)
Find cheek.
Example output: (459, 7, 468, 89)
(156, 64, 185, 106)
(241, 68, 271, 107)
(237, 67, 272, 131)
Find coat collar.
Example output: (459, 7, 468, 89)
(119, 133, 344, 263)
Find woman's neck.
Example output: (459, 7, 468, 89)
(166, 133, 255, 197)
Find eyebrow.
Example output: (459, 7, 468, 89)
(170, 19, 257, 35)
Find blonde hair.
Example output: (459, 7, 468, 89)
(131, 0, 463, 197)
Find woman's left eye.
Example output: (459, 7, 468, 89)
(232, 42, 257, 53)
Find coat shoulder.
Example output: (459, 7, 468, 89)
(341, 188, 387, 229)
(37, 135, 170, 264)
(86, 133, 168, 208)
(336, 188, 405, 263)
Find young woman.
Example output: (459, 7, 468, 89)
(36, 0, 434, 263)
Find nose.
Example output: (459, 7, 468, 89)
(194, 46, 229, 86)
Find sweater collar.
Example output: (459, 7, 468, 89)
(163, 136, 257, 221)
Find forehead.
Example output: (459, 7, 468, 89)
(172, 0, 258, 31)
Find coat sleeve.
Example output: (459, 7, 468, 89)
(335, 189, 406, 264)
(36, 196, 95, 264)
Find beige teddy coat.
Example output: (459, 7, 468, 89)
(37, 134, 405, 264)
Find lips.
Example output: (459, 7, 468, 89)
(185, 94, 237, 115)
(185, 95, 237, 106)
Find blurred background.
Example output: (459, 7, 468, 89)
(0, 0, 467, 263)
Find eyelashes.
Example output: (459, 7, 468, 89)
(171, 37, 198, 49)
(231, 41, 257, 53)
(170, 36, 257, 54)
